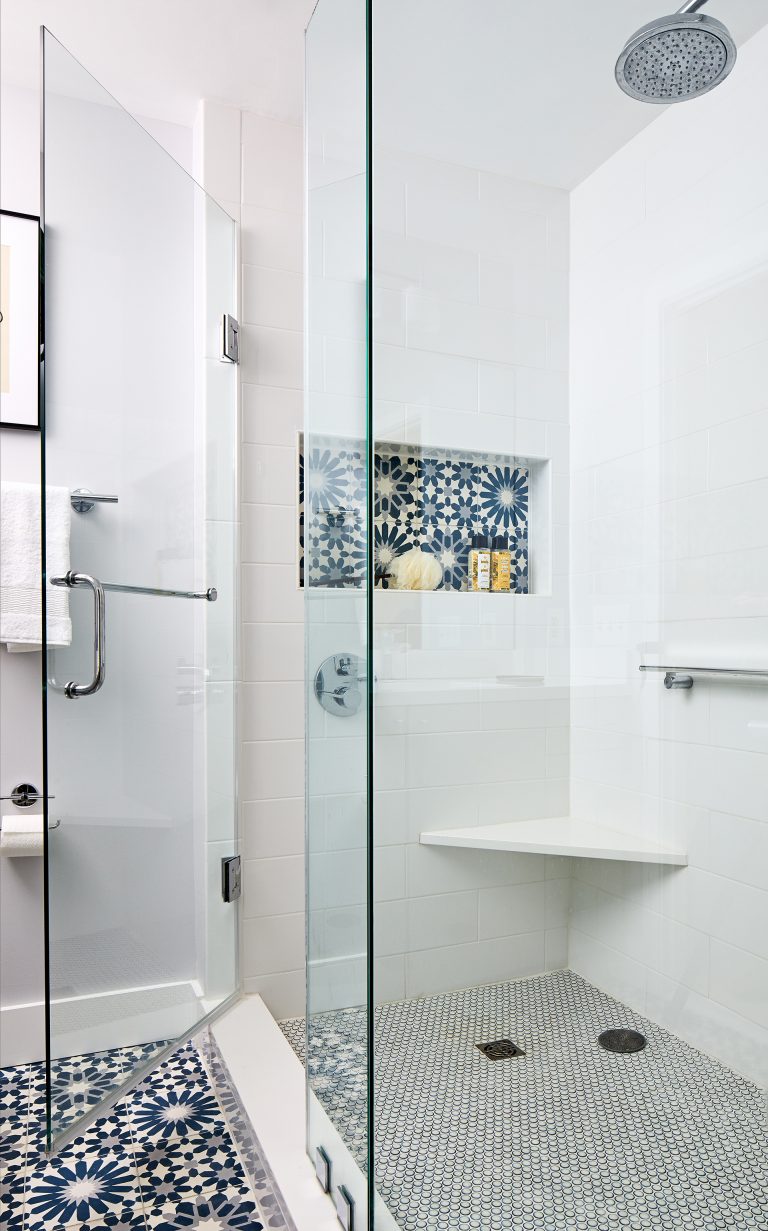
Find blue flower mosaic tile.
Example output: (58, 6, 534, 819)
(0, 1036, 293, 1231)
(300, 438, 530, 591)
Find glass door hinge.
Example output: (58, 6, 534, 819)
(334, 1185, 354, 1231)
(221, 855, 241, 902)
(221, 314, 239, 363)
(315, 1146, 331, 1192)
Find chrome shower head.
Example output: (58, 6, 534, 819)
(616, 0, 737, 104)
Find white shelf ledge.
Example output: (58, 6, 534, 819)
(420, 816, 687, 866)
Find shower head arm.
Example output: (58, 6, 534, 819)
(677, 0, 710, 13)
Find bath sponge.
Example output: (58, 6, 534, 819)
(389, 547, 443, 591)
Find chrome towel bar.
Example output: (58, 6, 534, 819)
(640, 665, 768, 690)
(101, 582, 218, 601)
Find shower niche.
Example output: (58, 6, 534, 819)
(299, 433, 552, 595)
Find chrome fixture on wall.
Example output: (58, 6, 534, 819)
(70, 489, 119, 514)
(616, 0, 737, 104)
(314, 653, 366, 717)
(1, 783, 47, 807)
(640, 664, 768, 689)
(0, 785, 60, 830)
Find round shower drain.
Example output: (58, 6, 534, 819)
(598, 1028, 647, 1054)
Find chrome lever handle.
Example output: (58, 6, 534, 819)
(51, 571, 106, 698)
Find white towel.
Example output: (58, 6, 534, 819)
(0, 481, 72, 651)
(0, 813, 44, 857)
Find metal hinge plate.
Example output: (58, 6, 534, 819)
(221, 855, 241, 903)
(221, 314, 240, 363)
(334, 1185, 354, 1231)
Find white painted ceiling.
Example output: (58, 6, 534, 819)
(0, 0, 318, 128)
(2, 0, 767, 187)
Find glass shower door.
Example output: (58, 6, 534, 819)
(41, 31, 238, 1149)
(305, 0, 373, 1224)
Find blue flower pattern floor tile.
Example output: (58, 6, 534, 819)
(1, 1037, 292, 1231)
(301, 437, 530, 591)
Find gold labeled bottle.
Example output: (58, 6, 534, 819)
(491, 536, 512, 592)
(469, 535, 491, 592)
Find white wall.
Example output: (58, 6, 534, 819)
(569, 25, 768, 1086)
(230, 108, 306, 1019)
(0, 86, 45, 1051)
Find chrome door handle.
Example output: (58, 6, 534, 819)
(51, 571, 106, 698)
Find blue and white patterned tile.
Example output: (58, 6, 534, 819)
(132, 1042, 207, 1094)
(1, 1039, 289, 1231)
(304, 446, 350, 517)
(373, 521, 411, 587)
(0, 1109, 31, 1174)
(442, 488, 476, 532)
(128, 1086, 225, 1146)
(374, 449, 416, 521)
(133, 1134, 248, 1209)
(0, 1166, 27, 1226)
(1, 1061, 30, 1100)
(144, 1189, 263, 1230)
(45, 1050, 128, 1135)
(477, 463, 529, 532)
(24, 1147, 143, 1230)
(429, 527, 470, 590)
(57, 1217, 147, 1231)
(447, 457, 480, 496)
(415, 455, 449, 497)
(301, 435, 531, 593)
(416, 485, 449, 526)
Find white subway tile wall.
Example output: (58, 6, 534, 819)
(569, 26, 768, 1083)
(235, 108, 306, 1008)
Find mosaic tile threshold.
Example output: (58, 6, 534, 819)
(281, 969, 768, 1231)
(1, 1034, 294, 1231)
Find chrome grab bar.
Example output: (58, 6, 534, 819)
(640, 665, 768, 690)
(51, 572, 106, 698)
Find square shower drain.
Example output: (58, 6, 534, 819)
(476, 1038, 525, 1060)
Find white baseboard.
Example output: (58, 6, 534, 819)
(0, 999, 45, 1067)
(0, 979, 202, 1068)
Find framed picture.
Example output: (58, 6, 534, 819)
(0, 209, 42, 431)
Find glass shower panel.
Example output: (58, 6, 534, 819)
(42, 31, 238, 1149)
(305, 0, 371, 1221)
(367, 4, 768, 1231)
